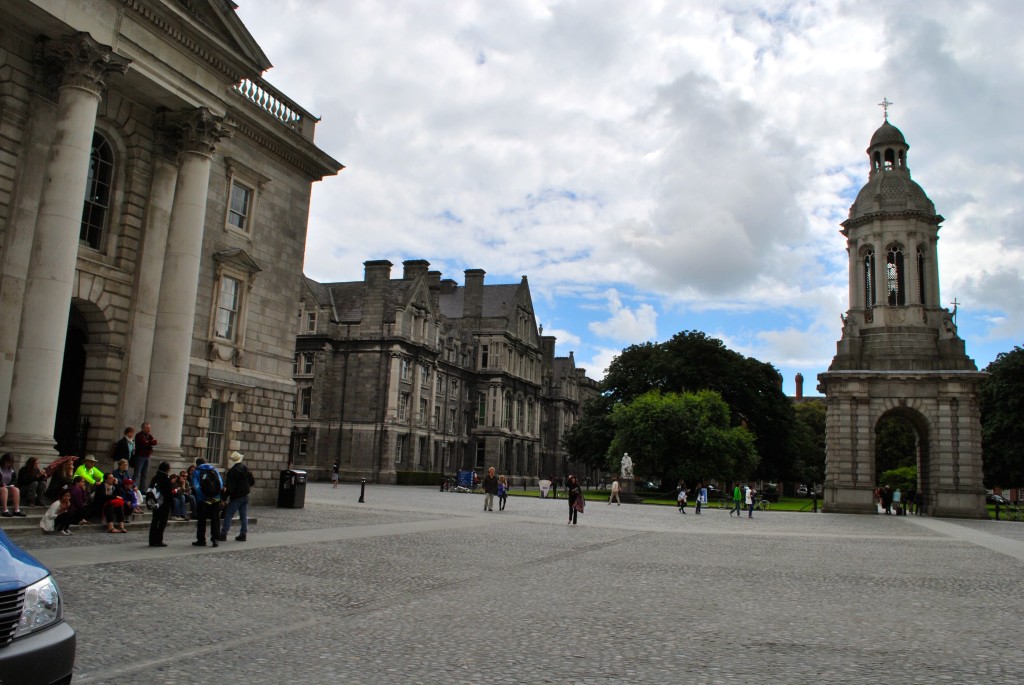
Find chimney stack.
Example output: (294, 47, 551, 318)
(463, 269, 485, 318)
(795, 373, 804, 400)
(364, 260, 392, 288)
(403, 259, 430, 280)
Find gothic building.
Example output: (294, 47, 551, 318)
(0, 1, 341, 498)
(818, 115, 986, 517)
(292, 260, 599, 484)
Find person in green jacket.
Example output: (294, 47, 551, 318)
(74, 454, 104, 486)
(730, 482, 743, 517)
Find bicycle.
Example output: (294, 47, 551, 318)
(755, 498, 770, 512)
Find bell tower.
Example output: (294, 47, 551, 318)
(818, 108, 987, 518)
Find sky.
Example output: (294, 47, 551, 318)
(235, 0, 1024, 396)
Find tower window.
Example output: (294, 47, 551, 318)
(887, 246, 905, 306)
(917, 248, 926, 305)
(864, 250, 875, 308)
(81, 132, 113, 250)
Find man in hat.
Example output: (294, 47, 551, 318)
(74, 455, 104, 486)
(219, 451, 254, 542)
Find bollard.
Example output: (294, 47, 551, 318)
(359, 478, 365, 503)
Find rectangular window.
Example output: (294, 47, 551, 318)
(400, 358, 411, 381)
(298, 387, 312, 418)
(398, 393, 410, 421)
(395, 435, 405, 464)
(421, 364, 430, 387)
(297, 433, 309, 456)
(214, 276, 241, 340)
(305, 311, 317, 333)
(227, 180, 253, 231)
(293, 353, 299, 375)
(475, 440, 486, 468)
(478, 393, 486, 426)
(302, 352, 314, 375)
(480, 344, 489, 369)
(205, 399, 227, 464)
(419, 397, 428, 426)
(433, 405, 441, 429)
(436, 374, 444, 395)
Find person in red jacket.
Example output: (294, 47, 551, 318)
(133, 422, 157, 491)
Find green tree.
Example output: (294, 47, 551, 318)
(979, 346, 1024, 487)
(603, 331, 794, 479)
(562, 395, 616, 471)
(607, 389, 758, 487)
(790, 399, 826, 484)
(879, 465, 916, 492)
(874, 415, 917, 477)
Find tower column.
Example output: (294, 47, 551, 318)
(145, 108, 230, 461)
(1, 34, 129, 460)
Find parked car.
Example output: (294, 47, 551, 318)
(0, 527, 76, 685)
(796, 485, 810, 497)
(986, 494, 1012, 506)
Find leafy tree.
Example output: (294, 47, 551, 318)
(874, 415, 917, 477)
(607, 389, 758, 487)
(879, 465, 916, 492)
(790, 399, 826, 484)
(603, 331, 794, 479)
(979, 347, 1024, 487)
(562, 395, 616, 471)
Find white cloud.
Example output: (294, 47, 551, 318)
(587, 290, 658, 343)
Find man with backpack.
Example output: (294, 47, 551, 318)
(191, 458, 224, 547)
(219, 451, 255, 542)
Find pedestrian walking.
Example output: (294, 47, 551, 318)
(148, 461, 172, 547)
(677, 480, 688, 514)
(191, 458, 224, 547)
(332, 461, 339, 488)
(731, 482, 743, 517)
(482, 467, 498, 511)
(696, 482, 707, 515)
(497, 474, 508, 511)
(745, 484, 755, 518)
(609, 477, 621, 505)
(133, 422, 157, 490)
(220, 451, 254, 542)
(567, 475, 583, 525)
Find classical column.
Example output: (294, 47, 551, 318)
(1, 34, 129, 460)
(145, 108, 230, 461)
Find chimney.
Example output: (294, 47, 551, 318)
(427, 270, 441, 309)
(795, 373, 804, 400)
(403, 259, 430, 280)
(463, 269, 485, 318)
(540, 335, 556, 364)
(364, 260, 392, 288)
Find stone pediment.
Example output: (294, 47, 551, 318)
(174, 0, 272, 71)
(213, 248, 262, 275)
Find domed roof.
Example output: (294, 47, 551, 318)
(869, 120, 906, 148)
(848, 172, 934, 221)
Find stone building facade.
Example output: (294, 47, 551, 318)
(818, 116, 986, 518)
(0, 1, 341, 500)
(292, 260, 599, 484)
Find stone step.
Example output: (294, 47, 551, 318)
(0, 505, 256, 537)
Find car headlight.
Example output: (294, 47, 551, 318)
(14, 576, 63, 639)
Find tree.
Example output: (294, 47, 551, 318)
(874, 415, 917, 477)
(602, 331, 795, 479)
(879, 466, 916, 492)
(979, 347, 1024, 487)
(607, 389, 758, 487)
(562, 395, 616, 471)
(790, 400, 826, 484)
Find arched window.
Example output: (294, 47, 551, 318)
(887, 246, 905, 306)
(917, 247, 926, 305)
(80, 132, 113, 249)
(864, 249, 875, 308)
(884, 148, 895, 171)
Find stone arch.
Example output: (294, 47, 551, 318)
(873, 403, 931, 510)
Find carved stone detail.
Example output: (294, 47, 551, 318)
(45, 32, 130, 96)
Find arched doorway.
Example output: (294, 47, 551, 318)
(874, 408, 930, 514)
(54, 306, 88, 456)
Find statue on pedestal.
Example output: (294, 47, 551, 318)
(620, 452, 633, 480)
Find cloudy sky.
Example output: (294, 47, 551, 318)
(235, 0, 1024, 395)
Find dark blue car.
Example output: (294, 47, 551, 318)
(0, 528, 75, 684)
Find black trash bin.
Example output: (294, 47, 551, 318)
(278, 469, 307, 508)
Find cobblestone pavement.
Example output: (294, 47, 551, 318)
(18, 483, 1024, 684)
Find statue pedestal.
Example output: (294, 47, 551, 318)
(621, 479, 635, 495)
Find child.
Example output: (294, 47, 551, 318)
(497, 475, 508, 511)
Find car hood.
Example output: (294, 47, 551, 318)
(0, 528, 50, 591)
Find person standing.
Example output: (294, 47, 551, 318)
(677, 480, 688, 514)
(332, 461, 339, 489)
(567, 475, 584, 525)
(148, 462, 173, 547)
(112, 426, 135, 468)
(133, 422, 157, 491)
(550, 476, 558, 500)
(731, 482, 743, 517)
(609, 477, 621, 505)
(497, 474, 508, 511)
(745, 484, 755, 518)
(191, 458, 224, 547)
(695, 482, 707, 515)
(482, 467, 498, 512)
(892, 488, 902, 515)
(220, 451, 255, 542)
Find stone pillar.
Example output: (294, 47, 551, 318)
(145, 108, 230, 461)
(121, 156, 178, 427)
(1, 34, 128, 460)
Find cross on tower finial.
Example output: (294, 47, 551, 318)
(878, 96, 893, 122)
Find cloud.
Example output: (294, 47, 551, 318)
(587, 290, 658, 343)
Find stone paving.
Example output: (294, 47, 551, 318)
(16, 483, 1024, 684)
